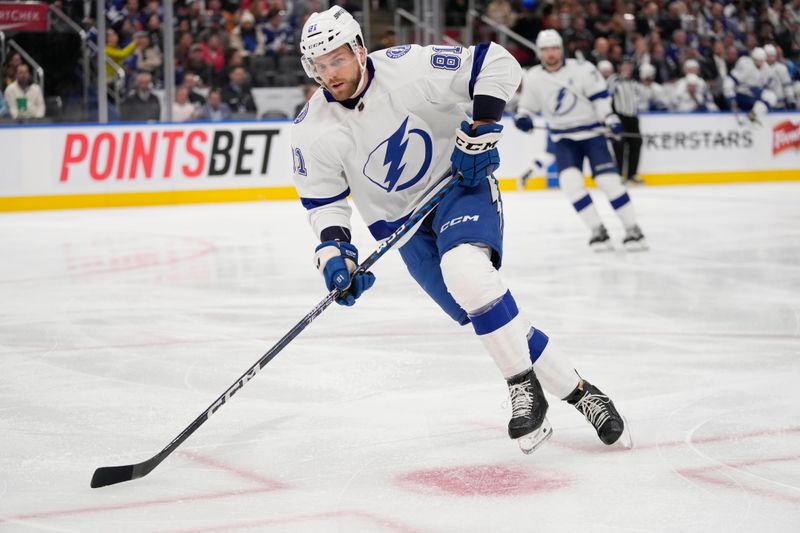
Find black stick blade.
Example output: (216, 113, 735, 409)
(91, 464, 135, 488)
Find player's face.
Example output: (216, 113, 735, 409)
(313, 45, 364, 101)
(540, 46, 563, 70)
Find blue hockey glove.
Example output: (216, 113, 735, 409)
(514, 114, 534, 132)
(604, 114, 623, 138)
(314, 240, 375, 306)
(450, 120, 503, 188)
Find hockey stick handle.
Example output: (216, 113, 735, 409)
(91, 169, 460, 488)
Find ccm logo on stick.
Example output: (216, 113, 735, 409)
(441, 215, 480, 232)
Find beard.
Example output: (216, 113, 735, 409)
(327, 75, 361, 101)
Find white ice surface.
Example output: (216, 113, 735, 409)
(1, 183, 799, 533)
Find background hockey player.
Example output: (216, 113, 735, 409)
(513, 30, 647, 251)
(723, 47, 777, 123)
(291, 8, 631, 455)
(764, 44, 796, 110)
(638, 64, 669, 112)
(670, 59, 718, 113)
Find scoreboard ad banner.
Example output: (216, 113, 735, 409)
(0, 113, 798, 211)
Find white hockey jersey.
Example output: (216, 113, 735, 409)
(724, 56, 771, 99)
(517, 59, 613, 141)
(767, 61, 795, 108)
(671, 76, 718, 112)
(291, 43, 521, 241)
(639, 81, 669, 112)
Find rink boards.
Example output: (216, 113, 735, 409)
(0, 112, 798, 211)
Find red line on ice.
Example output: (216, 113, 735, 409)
(678, 454, 800, 504)
(0, 452, 287, 524)
(161, 510, 426, 533)
(179, 451, 288, 489)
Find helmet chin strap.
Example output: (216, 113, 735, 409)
(347, 50, 368, 99)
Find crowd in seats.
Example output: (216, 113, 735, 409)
(94, 0, 343, 120)
(4, 0, 800, 122)
(475, 0, 800, 113)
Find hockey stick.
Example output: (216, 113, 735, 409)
(90, 170, 461, 489)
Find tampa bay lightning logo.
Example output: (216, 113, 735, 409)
(363, 116, 432, 193)
(385, 45, 411, 59)
(551, 87, 578, 116)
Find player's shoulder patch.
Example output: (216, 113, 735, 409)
(385, 45, 412, 59)
(294, 101, 310, 124)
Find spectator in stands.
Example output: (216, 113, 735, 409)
(565, 17, 594, 58)
(485, 0, 517, 28)
(636, 1, 661, 36)
(3, 52, 23, 90)
(590, 37, 610, 65)
(184, 44, 213, 85)
(651, 42, 679, 82)
(127, 31, 163, 81)
(169, 87, 196, 122)
(201, 33, 226, 85)
(121, 0, 142, 32)
(145, 13, 163, 49)
(182, 74, 206, 107)
(204, 0, 230, 33)
(138, 0, 162, 29)
(194, 88, 232, 121)
(4, 64, 45, 120)
(105, 28, 136, 83)
(262, 8, 294, 56)
(231, 10, 265, 57)
(175, 31, 195, 70)
(221, 66, 257, 115)
(120, 71, 160, 122)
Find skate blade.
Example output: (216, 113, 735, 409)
(590, 242, 615, 253)
(623, 240, 649, 252)
(616, 416, 634, 449)
(516, 418, 553, 455)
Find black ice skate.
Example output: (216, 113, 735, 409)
(506, 367, 552, 454)
(622, 224, 648, 251)
(589, 224, 613, 252)
(565, 380, 632, 448)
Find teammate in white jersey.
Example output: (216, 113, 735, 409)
(764, 44, 796, 110)
(291, 7, 630, 454)
(723, 48, 777, 122)
(513, 30, 647, 251)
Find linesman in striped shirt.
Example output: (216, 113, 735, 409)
(605, 59, 646, 185)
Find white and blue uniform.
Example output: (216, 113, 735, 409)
(292, 43, 526, 328)
(516, 59, 640, 234)
(723, 56, 777, 112)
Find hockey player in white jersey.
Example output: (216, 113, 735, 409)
(638, 64, 669, 112)
(723, 48, 777, 122)
(764, 44, 796, 110)
(671, 59, 718, 112)
(513, 30, 647, 251)
(291, 7, 631, 454)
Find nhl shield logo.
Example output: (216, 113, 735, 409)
(363, 116, 432, 193)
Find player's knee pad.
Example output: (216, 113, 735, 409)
(440, 243, 505, 313)
(595, 173, 630, 209)
(558, 167, 587, 203)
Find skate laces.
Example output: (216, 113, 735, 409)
(575, 392, 611, 429)
(508, 382, 534, 418)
